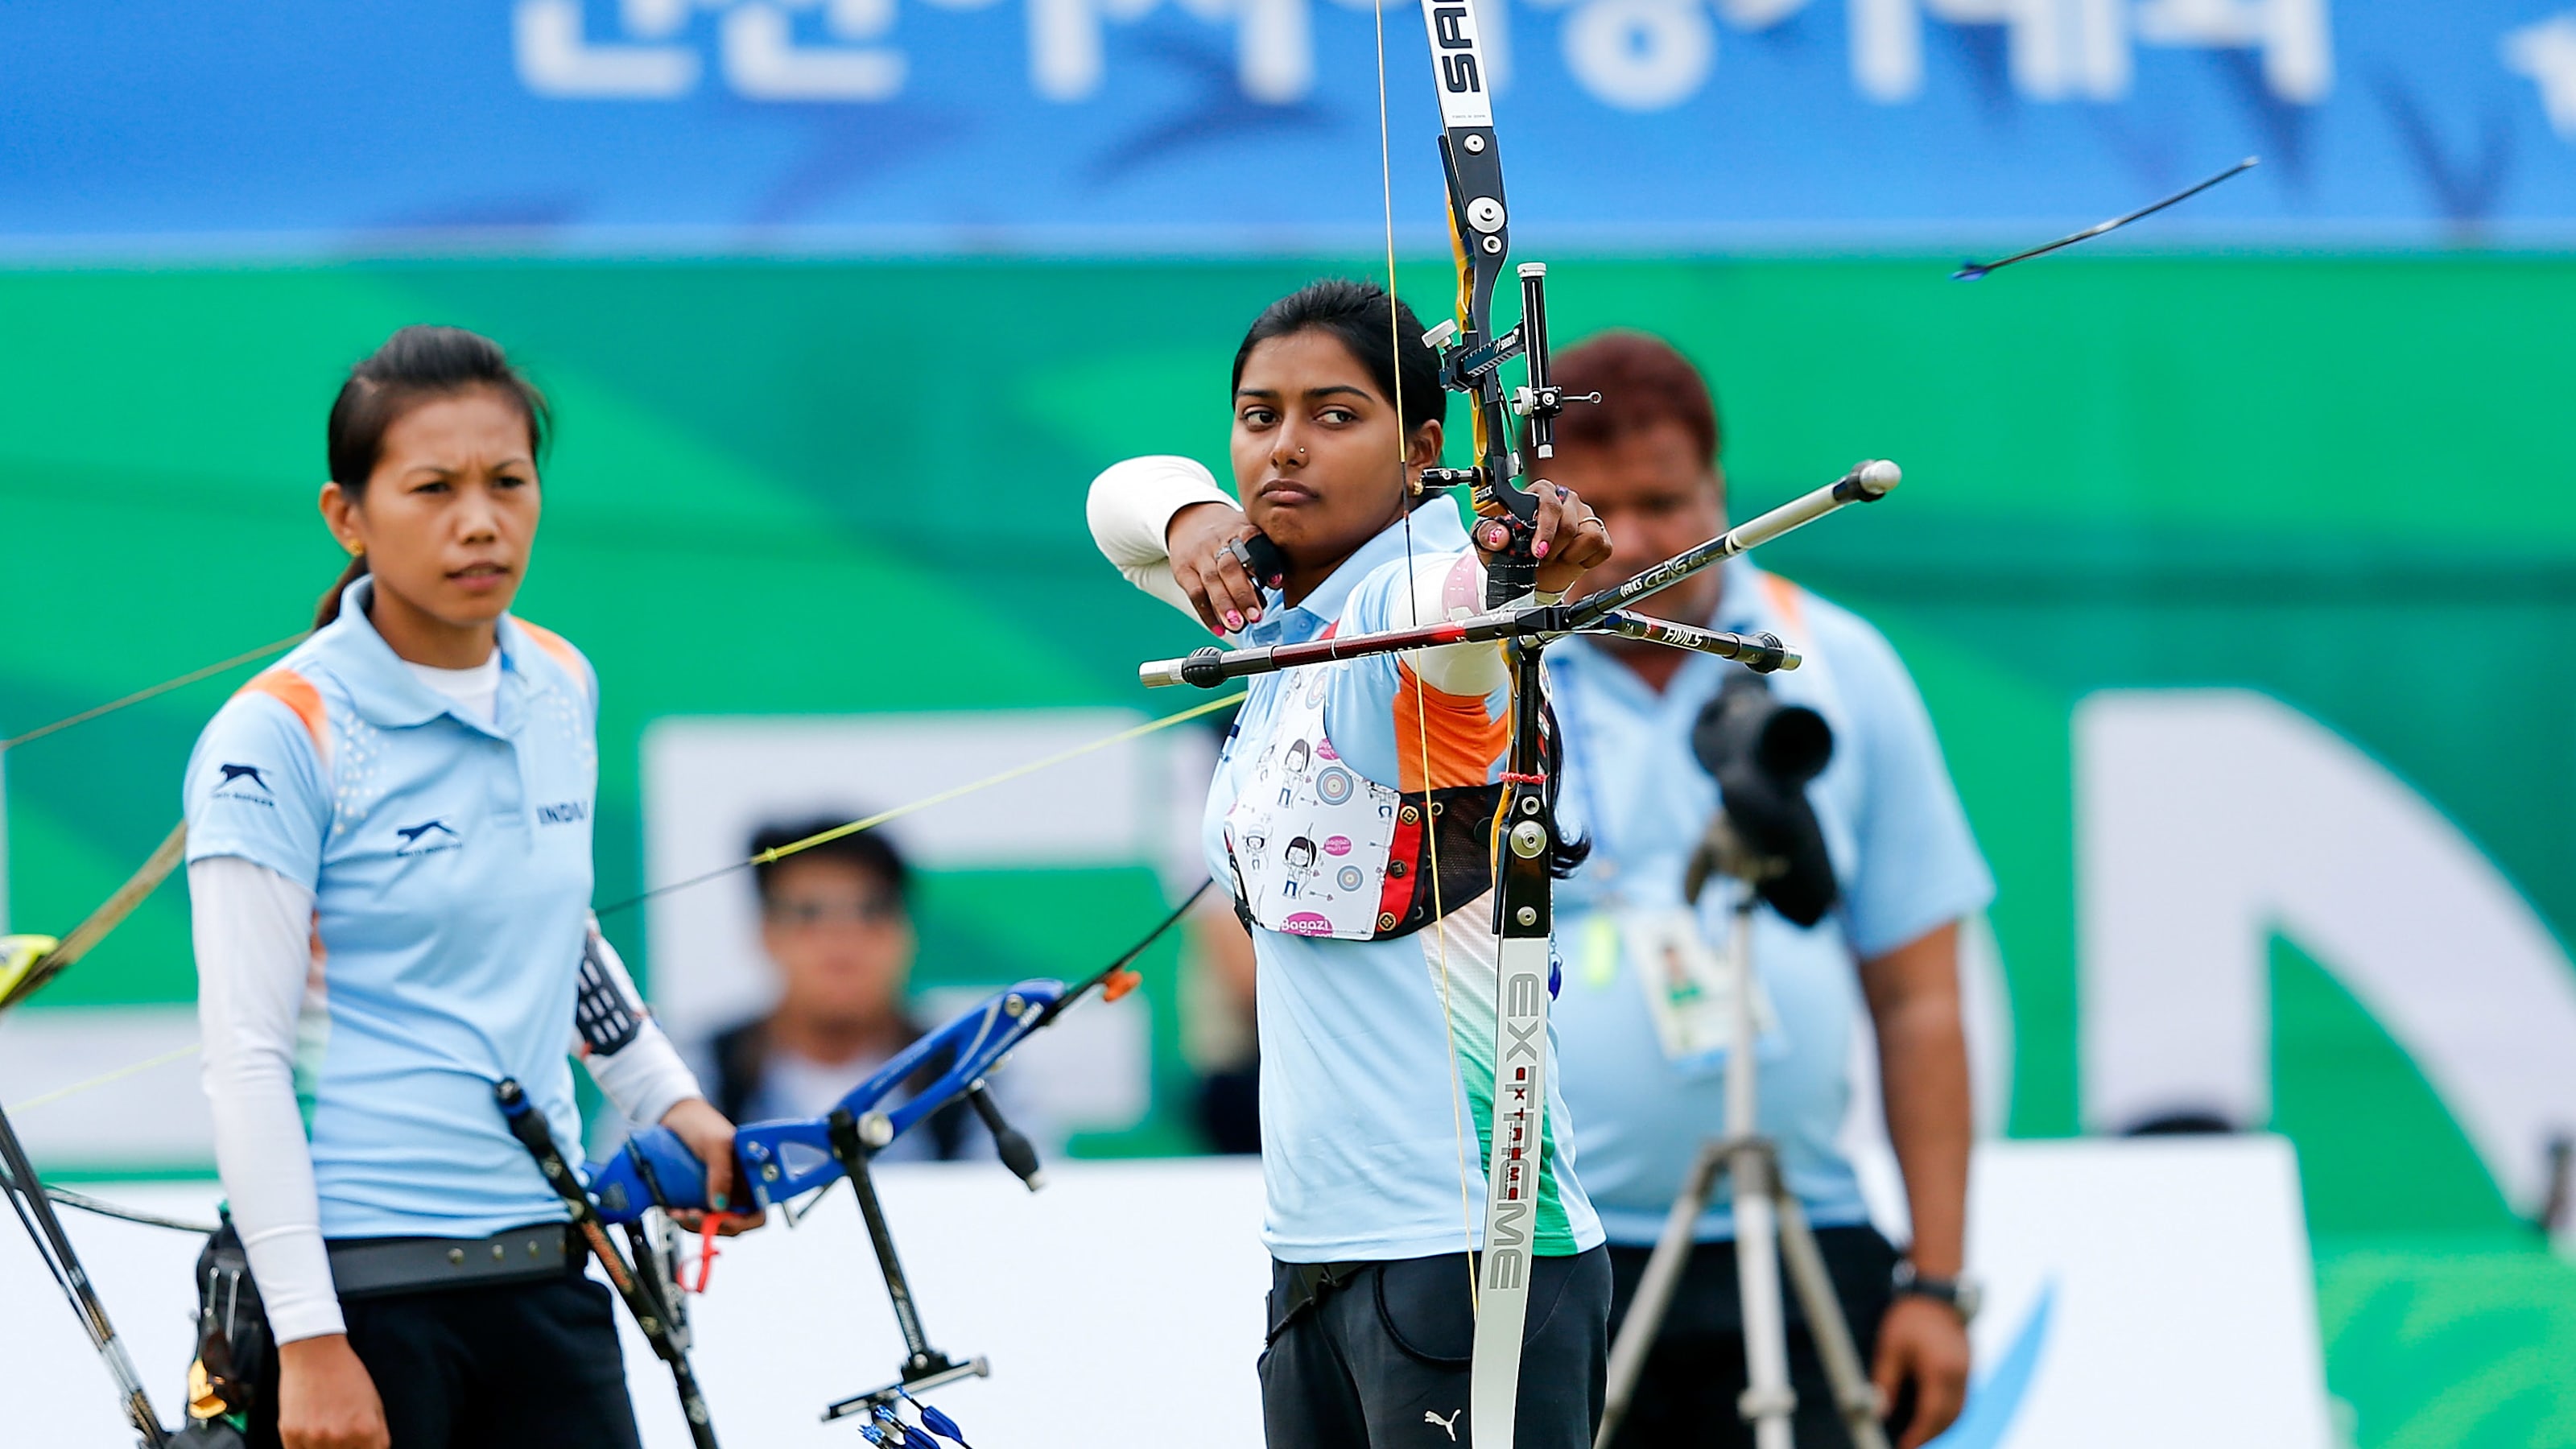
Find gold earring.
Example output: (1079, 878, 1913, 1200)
(345, 539, 365, 558)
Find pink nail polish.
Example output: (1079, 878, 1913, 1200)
(1246, 607, 1261, 621)
(1224, 610, 1245, 631)
(1534, 540, 1550, 558)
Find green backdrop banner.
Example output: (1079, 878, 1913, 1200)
(5, 254, 2575, 1443)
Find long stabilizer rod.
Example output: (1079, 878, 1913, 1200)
(1560, 460, 1900, 630)
(1587, 612, 1801, 671)
(1140, 461, 1897, 690)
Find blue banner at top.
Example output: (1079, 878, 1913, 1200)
(2, 1, 2572, 252)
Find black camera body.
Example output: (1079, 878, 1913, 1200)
(1690, 674, 1839, 927)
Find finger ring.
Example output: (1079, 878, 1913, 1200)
(1555, 485, 1571, 500)
(1226, 538, 1257, 574)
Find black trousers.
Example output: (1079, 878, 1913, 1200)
(1261, 1246, 1612, 1449)
(1601, 1226, 1905, 1449)
(249, 1269, 642, 1449)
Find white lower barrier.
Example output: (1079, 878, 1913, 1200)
(1918, 1136, 2333, 1449)
(6, 1140, 2328, 1448)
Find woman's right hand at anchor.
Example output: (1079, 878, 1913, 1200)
(1165, 502, 1271, 638)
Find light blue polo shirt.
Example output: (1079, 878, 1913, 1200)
(1203, 502, 1603, 1264)
(1548, 560, 1992, 1245)
(184, 577, 601, 1240)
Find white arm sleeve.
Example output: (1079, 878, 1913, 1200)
(1088, 455, 1239, 625)
(192, 856, 344, 1343)
(576, 925, 704, 1129)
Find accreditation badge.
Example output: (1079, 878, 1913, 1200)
(1618, 907, 1781, 1072)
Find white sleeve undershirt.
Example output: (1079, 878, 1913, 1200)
(1087, 454, 1238, 626)
(1389, 551, 1518, 699)
(1086, 454, 1517, 696)
(192, 855, 344, 1344)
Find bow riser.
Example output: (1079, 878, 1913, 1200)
(589, 978, 1069, 1222)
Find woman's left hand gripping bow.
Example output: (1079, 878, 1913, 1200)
(658, 1096, 768, 1235)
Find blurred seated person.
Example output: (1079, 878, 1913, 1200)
(706, 820, 1034, 1162)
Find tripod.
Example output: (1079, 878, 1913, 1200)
(1594, 818, 1888, 1449)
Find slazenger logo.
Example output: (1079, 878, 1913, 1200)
(213, 762, 276, 808)
(536, 800, 590, 826)
(395, 819, 462, 857)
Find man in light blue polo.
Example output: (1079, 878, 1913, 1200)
(1538, 333, 1992, 1449)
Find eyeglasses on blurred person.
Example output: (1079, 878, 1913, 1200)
(704, 819, 1046, 1164)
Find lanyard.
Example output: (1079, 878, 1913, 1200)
(1555, 588, 1769, 898)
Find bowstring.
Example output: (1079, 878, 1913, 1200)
(1, 631, 308, 750)
(597, 690, 1245, 917)
(0, 821, 191, 1017)
(1374, 0, 1482, 1316)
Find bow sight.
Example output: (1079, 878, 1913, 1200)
(1420, 264, 1603, 606)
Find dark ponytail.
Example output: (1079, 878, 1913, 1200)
(315, 326, 551, 628)
(316, 551, 371, 627)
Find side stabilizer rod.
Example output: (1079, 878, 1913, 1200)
(1582, 614, 1800, 673)
(1562, 460, 1898, 631)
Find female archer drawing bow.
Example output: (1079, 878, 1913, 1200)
(1128, 6, 1906, 1444)
(1141, 449, 1902, 1446)
(1091, 271, 1618, 1449)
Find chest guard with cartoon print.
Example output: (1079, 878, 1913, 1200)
(1223, 665, 1501, 941)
